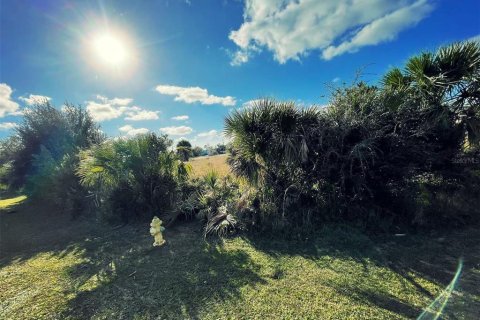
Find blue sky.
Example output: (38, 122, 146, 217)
(1, 0, 479, 145)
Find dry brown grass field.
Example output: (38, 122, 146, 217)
(188, 154, 230, 178)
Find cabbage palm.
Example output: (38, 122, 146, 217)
(383, 41, 480, 148)
(78, 133, 189, 222)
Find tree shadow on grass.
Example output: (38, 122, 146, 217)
(240, 224, 480, 319)
(61, 222, 266, 319)
(0, 200, 99, 268)
(1, 201, 267, 319)
(2, 200, 479, 319)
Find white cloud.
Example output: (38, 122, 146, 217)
(229, 0, 433, 64)
(322, 1, 433, 60)
(124, 108, 160, 121)
(192, 129, 227, 147)
(0, 83, 20, 117)
(159, 126, 193, 136)
(86, 100, 126, 122)
(230, 46, 260, 66)
(119, 124, 149, 136)
(0, 122, 17, 130)
(86, 95, 159, 122)
(19, 94, 51, 105)
(96, 95, 132, 106)
(197, 129, 218, 137)
(155, 85, 236, 106)
(8, 110, 24, 116)
(171, 115, 189, 121)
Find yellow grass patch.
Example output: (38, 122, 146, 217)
(188, 154, 230, 178)
(0, 195, 27, 210)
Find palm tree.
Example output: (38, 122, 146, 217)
(383, 41, 480, 149)
(176, 139, 192, 161)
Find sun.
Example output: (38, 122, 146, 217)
(92, 32, 129, 67)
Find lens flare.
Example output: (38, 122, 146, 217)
(417, 259, 463, 320)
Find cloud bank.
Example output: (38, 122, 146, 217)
(229, 0, 433, 65)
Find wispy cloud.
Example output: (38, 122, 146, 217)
(159, 125, 193, 136)
(0, 83, 20, 117)
(155, 85, 236, 106)
(171, 115, 189, 121)
(19, 94, 51, 105)
(119, 124, 149, 136)
(86, 95, 159, 122)
(197, 129, 218, 137)
(0, 122, 17, 130)
(192, 129, 227, 147)
(96, 95, 132, 106)
(124, 108, 160, 121)
(230, 0, 433, 64)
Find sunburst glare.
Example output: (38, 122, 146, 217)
(91, 32, 130, 67)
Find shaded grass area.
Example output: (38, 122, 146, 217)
(0, 198, 479, 319)
(188, 154, 230, 178)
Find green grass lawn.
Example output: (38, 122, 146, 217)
(1, 197, 479, 319)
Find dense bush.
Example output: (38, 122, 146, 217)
(225, 41, 480, 232)
(0, 103, 104, 215)
(77, 133, 189, 223)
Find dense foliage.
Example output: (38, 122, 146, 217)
(1, 41, 478, 236)
(77, 133, 189, 223)
(225, 42, 480, 232)
(0, 103, 104, 214)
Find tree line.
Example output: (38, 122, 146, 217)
(1, 41, 479, 235)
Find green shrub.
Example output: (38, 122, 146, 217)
(78, 133, 189, 223)
(173, 171, 250, 237)
(1, 103, 103, 216)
